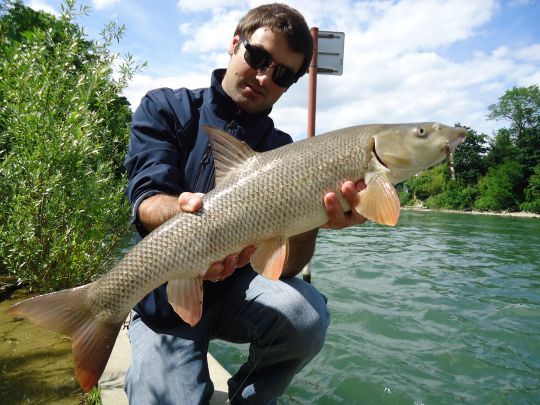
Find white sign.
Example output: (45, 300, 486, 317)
(317, 31, 345, 75)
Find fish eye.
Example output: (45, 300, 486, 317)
(414, 127, 427, 138)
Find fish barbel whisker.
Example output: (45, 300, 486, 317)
(445, 141, 456, 181)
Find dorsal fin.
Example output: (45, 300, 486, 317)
(203, 126, 258, 186)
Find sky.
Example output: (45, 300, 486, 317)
(24, 0, 540, 141)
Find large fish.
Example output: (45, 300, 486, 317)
(6, 123, 465, 391)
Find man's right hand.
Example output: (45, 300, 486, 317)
(178, 192, 256, 282)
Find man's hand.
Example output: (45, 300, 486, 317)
(322, 180, 368, 229)
(178, 192, 256, 282)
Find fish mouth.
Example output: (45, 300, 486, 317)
(447, 132, 466, 153)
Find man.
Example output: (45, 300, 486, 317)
(124, 4, 366, 404)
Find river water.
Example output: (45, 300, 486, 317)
(211, 210, 540, 404)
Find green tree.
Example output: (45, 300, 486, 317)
(0, 0, 144, 291)
(404, 163, 449, 202)
(474, 161, 524, 211)
(487, 85, 540, 138)
(425, 180, 478, 211)
(487, 85, 540, 178)
(521, 164, 540, 213)
(452, 127, 488, 185)
(0, 0, 82, 48)
(484, 128, 519, 168)
(515, 126, 540, 180)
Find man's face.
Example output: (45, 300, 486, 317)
(222, 27, 305, 114)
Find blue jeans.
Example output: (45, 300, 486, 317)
(124, 269, 330, 405)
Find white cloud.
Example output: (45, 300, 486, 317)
(123, 72, 210, 110)
(177, 0, 248, 12)
(181, 9, 244, 53)
(27, 0, 58, 15)
(178, 22, 192, 35)
(347, 0, 495, 55)
(92, 0, 121, 10)
(515, 44, 540, 61)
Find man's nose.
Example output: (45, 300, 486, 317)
(256, 65, 274, 86)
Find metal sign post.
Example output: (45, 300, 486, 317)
(306, 30, 345, 139)
(303, 29, 345, 283)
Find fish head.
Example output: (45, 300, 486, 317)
(373, 122, 466, 184)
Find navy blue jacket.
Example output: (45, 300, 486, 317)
(124, 69, 293, 327)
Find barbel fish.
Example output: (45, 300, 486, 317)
(6, 123, 465, 391)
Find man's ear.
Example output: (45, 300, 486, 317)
(228, 35, 241, 56)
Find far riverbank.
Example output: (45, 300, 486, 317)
(402, 205, 540, 219)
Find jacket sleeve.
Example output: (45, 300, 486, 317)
(124, 89, 184, 233)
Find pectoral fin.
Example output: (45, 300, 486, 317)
(166, 276, 203, 327)
(251, 236, 289, 280)
(355, 173, 400, 226)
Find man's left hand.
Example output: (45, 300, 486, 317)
(322, 180, 367, 229)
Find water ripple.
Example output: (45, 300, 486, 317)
(212, 211, 540, 404)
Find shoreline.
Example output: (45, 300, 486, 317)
(402, 206, 540, 219)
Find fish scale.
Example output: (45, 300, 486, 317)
(6, 122, 466, 392)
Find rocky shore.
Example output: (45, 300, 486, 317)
(402, 206, 540, 219)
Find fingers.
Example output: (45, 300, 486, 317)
(322, 192, 347, 229)
(322, 180, 367, 229)
(205, 254, 239, 281)
(238, 245, 257, 268)
(202, 246, 257, 282)
(178, 192, 204, 213)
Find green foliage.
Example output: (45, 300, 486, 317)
(425, 181, 478, 211)
(521, 164, 540, 213)
(515, 126, 540, 180)
(404, 163, 450, 201)
(0, 1, 145, 291)
(474, 161, 524, 211)
(84, 387, 102, 405)
(487, 85, 540, 138)
(453, 127, 487, 185)
(487, 85, 540, 180)
(398, 189, 412, 206)
(484, 128, 519, 168)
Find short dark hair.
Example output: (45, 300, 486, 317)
(234, 3, 313, 78)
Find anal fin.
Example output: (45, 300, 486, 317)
(251, 236, 289, 280)
(167, 276, 204, 327)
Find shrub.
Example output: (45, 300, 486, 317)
(520, 164, 540, 213)
(474, 160, 524, 212)
(0, 1, 144, 291)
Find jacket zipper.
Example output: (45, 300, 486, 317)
(194, 121, 236, 193)
(193, 144, 213, 193)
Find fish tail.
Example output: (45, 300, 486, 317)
(5, 283, 124, 392)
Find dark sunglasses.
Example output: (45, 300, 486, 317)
(241, 39, 299, 88)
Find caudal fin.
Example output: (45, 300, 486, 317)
(5, 283, 124, 392)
